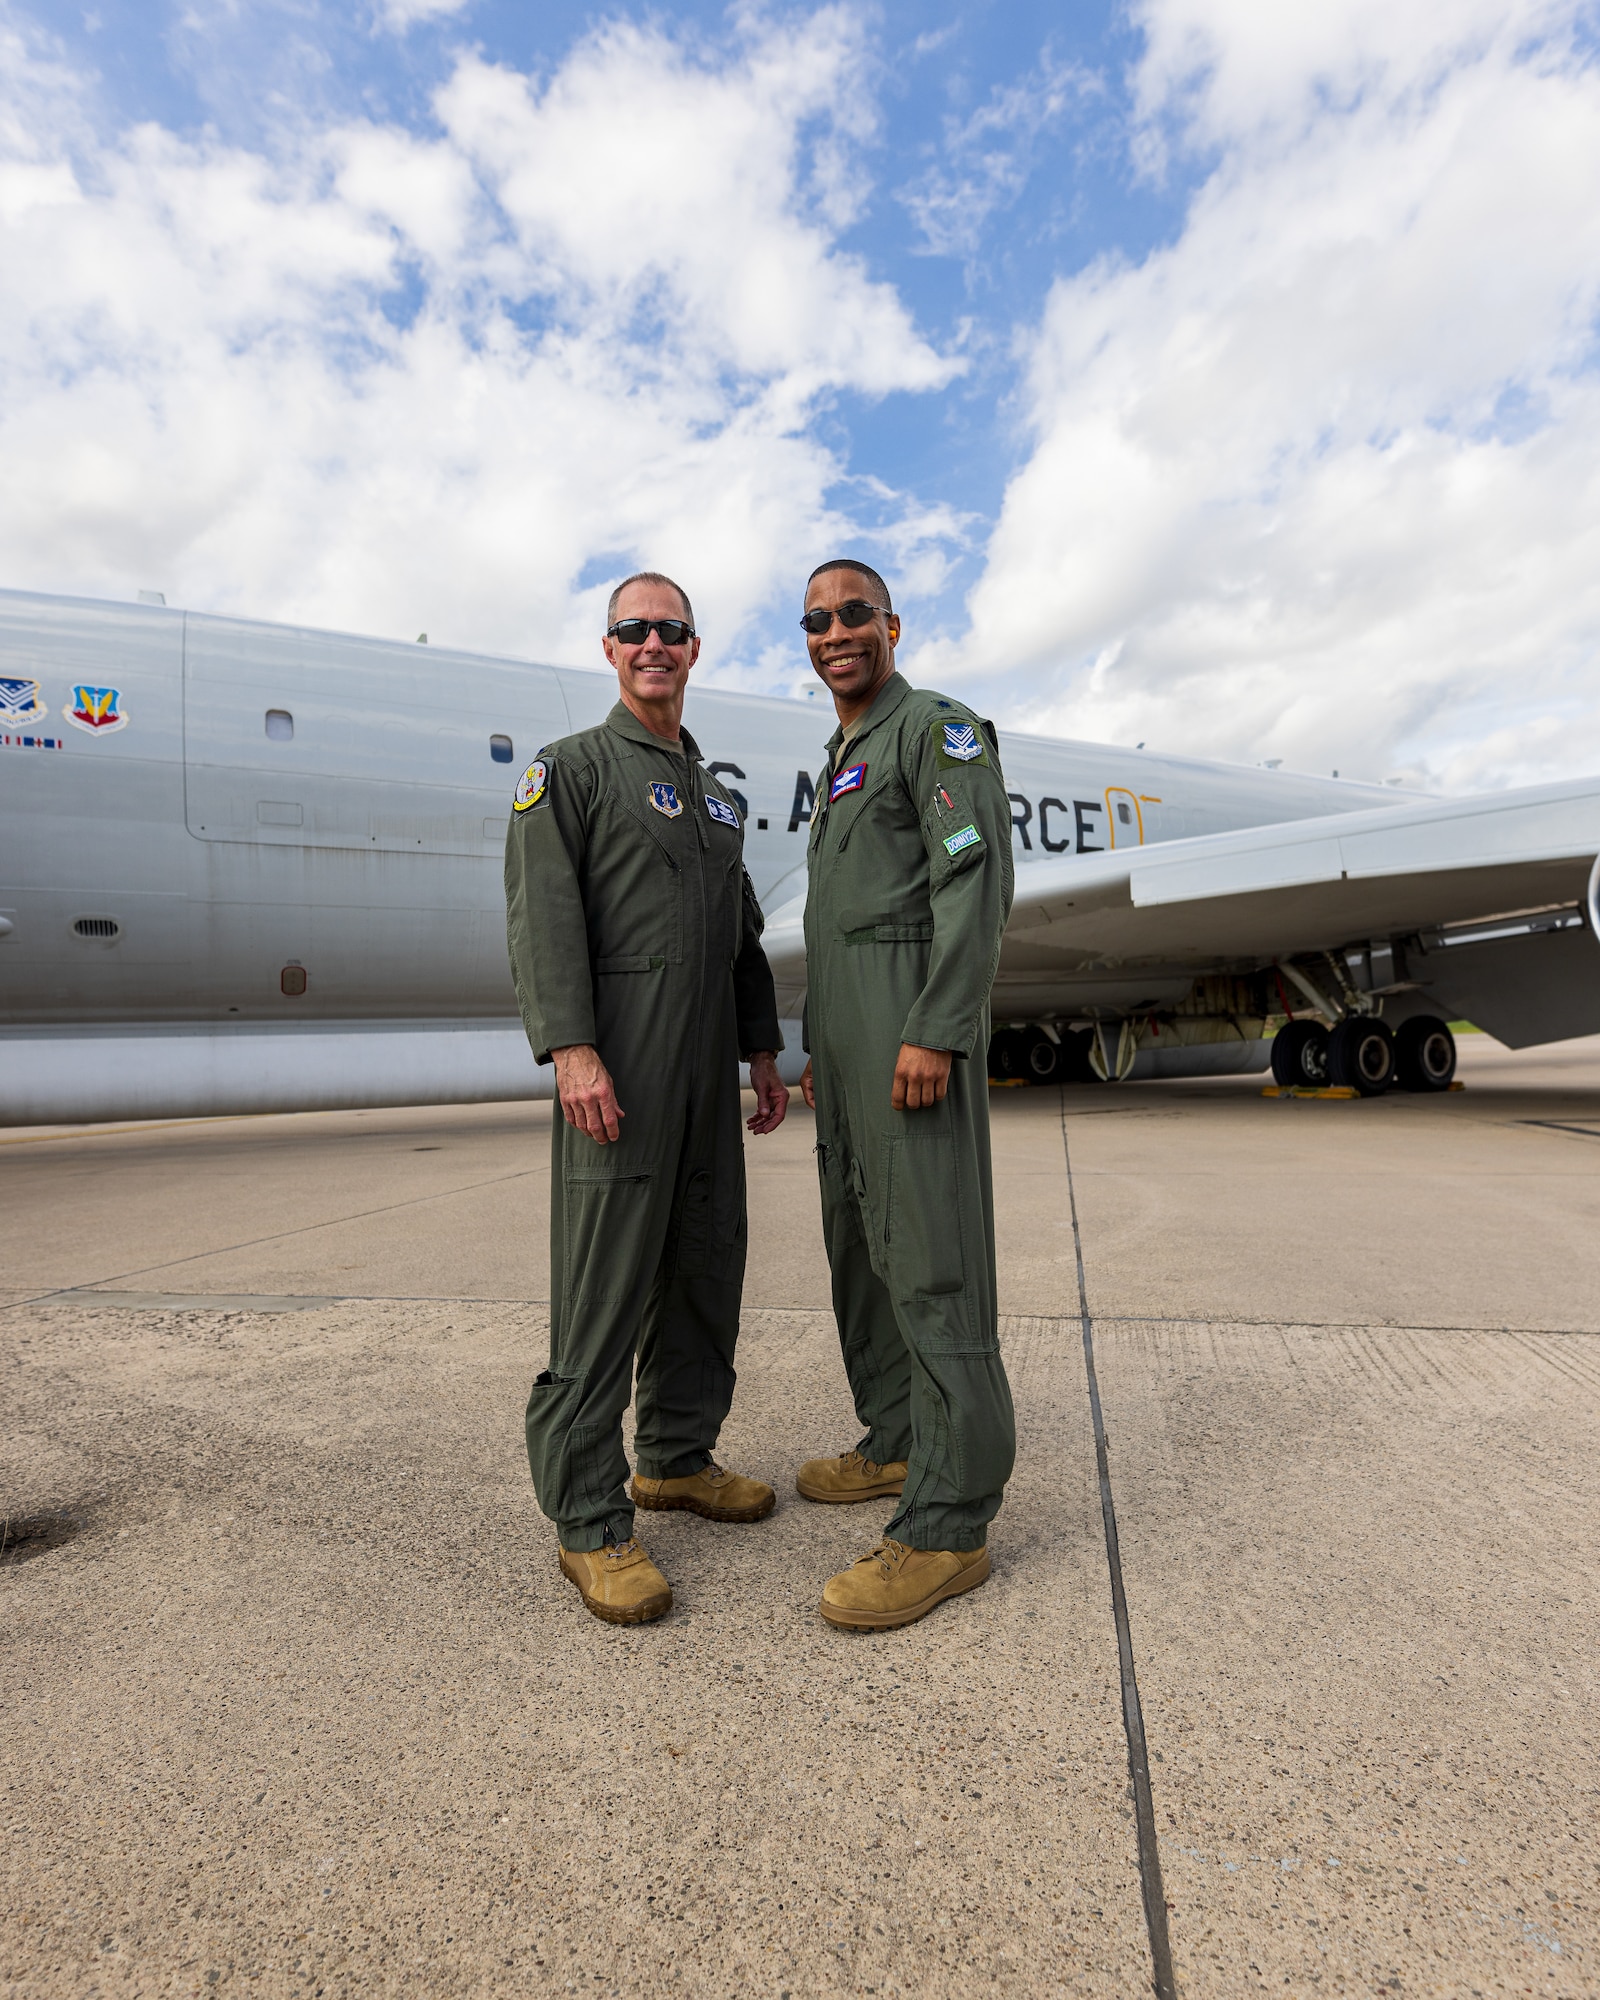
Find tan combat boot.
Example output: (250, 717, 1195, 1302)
(819, 1537, 990, 1630)
(630, 1463, 775, 1522)
(795, 1448, 908, 1504)
(558, 1538, 673, 1625)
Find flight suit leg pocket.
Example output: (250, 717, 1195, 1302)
(524, 1368, 583, 1522)
(882, 1123, 968, 1303)
(561, 1171, 654, 1305)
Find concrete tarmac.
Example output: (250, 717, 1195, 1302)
(2, 1034, 1597, 1997)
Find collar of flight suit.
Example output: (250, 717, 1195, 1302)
(823, 669, 912, 769)
(604, 698, 703, 764)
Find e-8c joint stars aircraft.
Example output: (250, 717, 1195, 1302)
(2, 585, 1598, 1124)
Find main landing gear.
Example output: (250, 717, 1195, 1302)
(1269, 1015, 1456, 1095)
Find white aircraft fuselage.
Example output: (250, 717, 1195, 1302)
(1, 588, 1391, 1027)
(6, 587, 1597, 1124)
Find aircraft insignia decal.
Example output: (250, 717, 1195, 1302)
(0, 676, 48, 727)
(65, 685, 128, 734)
(940, 721, 983, 762)
(705, 795, 741, 828)
(829, 762, 866, 801)
(513, 758, 548, 812)
(648, 781, 683, 818)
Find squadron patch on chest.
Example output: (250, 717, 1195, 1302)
(935, 719, 985, 765)
(648, 780, 683, 818)
(513, 758, 548, 811)
(830, 761, 867, 801)
(943, 823, 982, 857)
(705, 794, 741, 828)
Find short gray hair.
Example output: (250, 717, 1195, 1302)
(607, 570, 695, 630)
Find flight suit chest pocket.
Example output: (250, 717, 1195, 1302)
(593, 793, 683, 964)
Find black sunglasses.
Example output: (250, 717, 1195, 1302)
(800, 599, 885, 636)
(607, 617, 696, 647)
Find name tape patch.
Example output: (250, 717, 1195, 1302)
(830, 761, 867, 801)
(943, 823, 982, 857)
(706, 795, 741, 828)
(513, 758, 548, 811)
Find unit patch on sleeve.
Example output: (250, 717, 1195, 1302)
(934, 719, 985, 765)
(648, 781, 683, 818)
(66, 685, 127, 735)
(513, 758, 548, 811)
(705, 794, 741, 829)
(829, 761, 867, 801)
(943, 823, 983, 857)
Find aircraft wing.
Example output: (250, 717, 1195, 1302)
(1001, 774, 1600, 964)
(762, 775, 1600, 1040)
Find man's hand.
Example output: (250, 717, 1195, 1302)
(892, 1043, 953, 1111)
(746, 1051, 789, 1135)
(552, 1043, 624, 1144)
(799, 1059, 816, 1110)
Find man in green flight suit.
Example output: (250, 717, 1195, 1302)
(505, 571, 789, 1626)
(796, 558, 1016, 1630)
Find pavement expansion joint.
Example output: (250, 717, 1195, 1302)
(1059, 1101, 1177, 2000)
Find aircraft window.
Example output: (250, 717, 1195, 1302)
(1117, 801, 1132, 825)
(280, 964, 307, 996)
(490, 734, 513, 763)
(265, 709, 293, 741)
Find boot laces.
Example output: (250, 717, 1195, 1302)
(604, 1537, 641, 1564)
(860, 1537, 908, 1574)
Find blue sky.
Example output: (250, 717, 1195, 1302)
(4, 0, 1600, 789)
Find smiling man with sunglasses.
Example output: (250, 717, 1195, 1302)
(505, 571, 788, 1625)
(794, 558, 1017, 1631)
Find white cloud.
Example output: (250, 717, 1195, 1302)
(920, 0, 1600, 791)
(0, 8, 957, 674)
(898, 52, 1100, 260)
(376, 0, 469, 31)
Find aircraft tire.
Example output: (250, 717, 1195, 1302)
(1327, 1017, 1396, 1095)
(1394, 1015, 1456, 1092)
(1023, 1028, 1059, 1084)
(1270, 1019, 1330, 1088)
(988, 1029, 1027, 1082)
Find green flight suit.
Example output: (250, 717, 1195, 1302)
(505, 702, 782, 1553)
(803, 672, 1016, 1552)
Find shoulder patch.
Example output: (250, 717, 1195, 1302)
(513, 757, 549, 811)
(706, 794, 741, 829)
(934, 718, 985, 766)
(943, 823, 983, 857)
